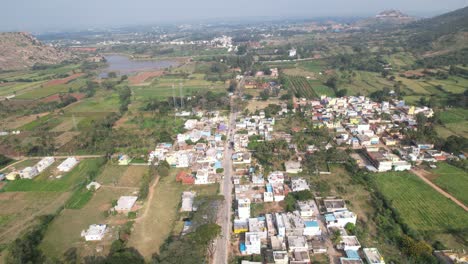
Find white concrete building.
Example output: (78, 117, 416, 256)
(363, 248, 385, 264)
(57, 157, 79, 172)
(291, 178, 309, 192)
(114, 196, 138, 212)
(324, 210, 357, 228)
(181, 191, 196, 212)
(36, 157, 55, 173)
(195, 170, 209, 185)
(245, 232, 261, 255)
(238, 198, 251, 220)
(20, 166, 39, 179)
(86, 181, 101, 191)
(81, 224, 107, 241)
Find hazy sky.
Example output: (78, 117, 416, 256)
(2, 0, 467, 32)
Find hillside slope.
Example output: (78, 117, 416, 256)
(405, 6, 468, 53)
(0, 32, 73, 71)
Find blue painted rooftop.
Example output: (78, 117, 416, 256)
(305, 220, 319, 227)
(345, 250, 360, 259)
(325, 214, 336, 222)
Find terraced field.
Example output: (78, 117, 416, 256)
(374, 171, 468, 233)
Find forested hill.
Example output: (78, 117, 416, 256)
(404, 6, 468, 52)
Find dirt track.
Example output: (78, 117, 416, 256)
(411, 168, 468, 211)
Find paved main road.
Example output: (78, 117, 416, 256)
(212, 99, 237, 264)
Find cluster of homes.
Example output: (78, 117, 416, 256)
(233, 170, 385, 264)
(4, 156, 79, 180)
(148, 111, 228, 185)
(292, 96, 449, 172)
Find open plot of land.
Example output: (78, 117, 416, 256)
(246, 98, 281, 113)
(373, 172, 468, 235)
(15, 79, 86, 100)
(40, 188, 129, 259)
(95, 164, 128, 185)
(127, 169, 218, 260)
(51, 117, 83, 132)
(0, 112, 49, 130)
(0, 191, 71, 244)
(118, 166, 148, 188)
(309, 80, 335, 97)
(65, 92, 119, 113)
(3, 158, 104, 192)
(428, 163, 468, 206)
(132, 75, 227, 99)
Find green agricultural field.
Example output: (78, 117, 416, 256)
(431, 163, 468, 205)
(65, 92, 119, 113)
(20, 114, 62, 131)
(373, 172, 468, 234)
(340, 71, 393, 95)
(298, 60, 325, 72)
(15, 79, 86, 100)
(309, 80, 335, 97)
(0, 81, 45, 97)
(3, 158, 104, 192)
(283, 75, 318, 99)
(436, 108, 468, 138)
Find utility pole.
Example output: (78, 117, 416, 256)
(179, 82, 184, 109)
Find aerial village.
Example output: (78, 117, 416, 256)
(221, 91, 456, 264)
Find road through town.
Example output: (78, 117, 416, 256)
(212, 94, 238, 264)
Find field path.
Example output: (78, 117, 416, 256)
(412, 168, 468, 211)
(0, 159, 25, 173)
(0, 192, 70, 241)
(134, 176, 160, 222)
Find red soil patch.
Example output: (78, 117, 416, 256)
(128, 71, 165, 85)
(43, 73, 84, 87)
(40, 93, 86, 103)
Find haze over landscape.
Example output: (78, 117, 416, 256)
(2, 0, 467, 31)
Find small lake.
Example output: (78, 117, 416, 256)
(99, 54, 179, 77)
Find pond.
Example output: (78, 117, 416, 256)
(99, 54, 179, 77)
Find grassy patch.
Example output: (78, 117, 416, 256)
(65, 189, 94, 209)
(373, 171, 468, 234)
(15, 79, 85, 100)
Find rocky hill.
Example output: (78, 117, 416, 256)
(355, 10, 416, 29)
(0, 32, 73, 71)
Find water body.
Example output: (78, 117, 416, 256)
(99, 54, 179, 78)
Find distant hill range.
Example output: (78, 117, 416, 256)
(355, 10, 416, 29)
(0, 32, 73, 71)
(404, 6, 468, 53)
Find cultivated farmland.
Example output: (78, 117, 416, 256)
(283, 75, 318, 99)
(373, 171, 468, 245)
(430, 163, 468, 205)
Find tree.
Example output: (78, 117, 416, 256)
(345, 223, 356, 235)
(108, 72, 118, 78)
(325, 76, 338, 90)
